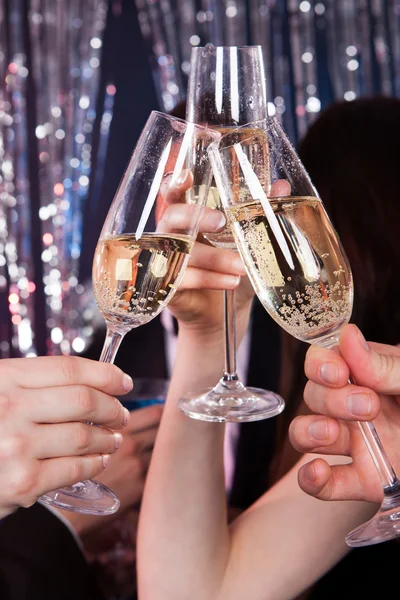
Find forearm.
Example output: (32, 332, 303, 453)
(137, 322, 377, 600)
(218, 455, 375, 600)
(137, 329, 230, 599)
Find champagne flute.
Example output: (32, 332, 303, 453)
(178, 45, 284, 422)
(209, 117, 400, 547)
(40, 111, 219, 514)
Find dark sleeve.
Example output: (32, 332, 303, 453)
(0, 503, 105, 600)
(229, 298, 281, 509)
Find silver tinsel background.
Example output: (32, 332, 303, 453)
(0, 0, 399, 358)
(137, 0, 400, 141)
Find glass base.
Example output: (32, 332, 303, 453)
(178, 378, 285, 423)
(39, 479, 120, 515)
(346, 491, 400, 547)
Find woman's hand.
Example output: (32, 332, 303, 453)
(170, 234, 253, 337)
(289, 324, 400, 503)
(167, 178, 291, 335)
(165, 205, 253, 339)
(156, 170, 254, 338)
(0, 356, 132, 518)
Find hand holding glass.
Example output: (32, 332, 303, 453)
(40, 111, 219, 515)
(179, 44, 284, 422)
(209, 118, 400, 547)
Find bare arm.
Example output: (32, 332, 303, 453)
(137, 325, 374, 600)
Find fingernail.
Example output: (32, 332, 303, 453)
(102, 454, 111, 468)
(346, 393, 372, 417)
(233, 256, 246, 275)
(308, 420, 329, 441)
(225, 275, 241, 288)
(216, 212, 227, 229)
(320, 362, 339, 385)
(114, 432, 123, 450)
(123, 374, 133, 392)
(176, 169, 190, 186)
(205, 210, 226, 230)
(304, 462, 317, 482)
(123, 408, 130, 427)
(357, 329, 370, 352)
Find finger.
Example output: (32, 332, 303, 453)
(158, 205, 225, 235)
(33, 423, 122, 459)
(189, 243, 246, 276)
(303, 379, 380, 421)
(305, 345, 350, 388)
(179, 267, 240, 291)
(19, 386, 129, 430)
(270, 179, 291, 198)
(128, 427, 159, 455)
(339, 324, 400, 394)
(297, 458, 368, 501)
(162, 170, 194, 204)
(37, 454, 110, 498)
(1, 356, 133, 395)
(289, 415, 350, 455)
(125, 404, 163, 434)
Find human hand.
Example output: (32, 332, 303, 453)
(168, 178, 291, 335)
(58, 403, 163, 538)
(0, 356, 132, 518)
(289, 324, 400, 503)
(169, 237, 253, 337)
(155, 169, 252, 336)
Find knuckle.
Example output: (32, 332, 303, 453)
(0, 434, 27, 461)
(199, 270, 210, 288)
(376, 352, 396, 387)
(60, 356, 80, 384)
(69, 457, 86, 483)
(98, 363, 114, 391)
(99, 428, 117, 454)
(76, 386, 96, 416)
(9, 464, 37, 507)
(75, 423, 92, 451)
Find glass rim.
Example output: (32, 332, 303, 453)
(191, 44, 262, 52)
(150, 110, 221, 140)
(208, 117, 282, 152)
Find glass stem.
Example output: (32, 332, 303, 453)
(325, 338, 400, 494)
(100, 327, 125, 364)
(222, 289, 238, 382)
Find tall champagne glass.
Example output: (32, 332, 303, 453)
(40, 111, 219, 514)
(179, 45, 284, 422)
(209, 117, 400, 547)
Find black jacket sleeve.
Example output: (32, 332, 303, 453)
(0, 503, 105, 600)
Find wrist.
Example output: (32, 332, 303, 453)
(0, 506, 13, 520)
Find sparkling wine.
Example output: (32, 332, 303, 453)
(202, 127, 237, 250)
(93, 233, 193, 329)
(227, 196, 353, 344)
(202, 185, 236, 249)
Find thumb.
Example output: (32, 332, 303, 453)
(339, 324, 400, 394)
